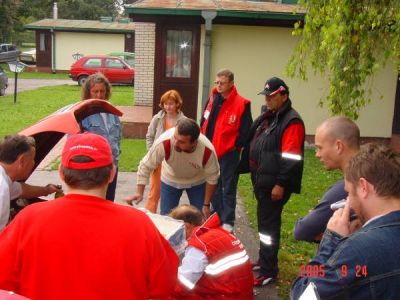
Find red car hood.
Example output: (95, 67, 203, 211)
(18, 99, 123, 172)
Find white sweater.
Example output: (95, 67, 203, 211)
(137, 128, 220, 188)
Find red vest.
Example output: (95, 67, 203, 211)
(201, 86, 250, 159)
(178, 214, 253, 300)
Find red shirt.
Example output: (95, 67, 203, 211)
(0, 194, 179, 300)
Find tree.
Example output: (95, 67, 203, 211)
(17, 0, 119, 21)
(57, 0, 118, 20)
(286, 0, 400, 119)
(0, 0, 17, 42)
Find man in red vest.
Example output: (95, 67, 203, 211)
(201, 69, 252, 232)
(170, 204, 254, 299)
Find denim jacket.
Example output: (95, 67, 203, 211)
(80, 113, 122, 164)
(291, 210, 400, 299)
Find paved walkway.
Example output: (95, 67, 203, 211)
(5, 78, 73, 95)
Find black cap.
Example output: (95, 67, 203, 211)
(258, 77, 289, 96)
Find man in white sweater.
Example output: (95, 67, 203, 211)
(127, 118, 220, 216)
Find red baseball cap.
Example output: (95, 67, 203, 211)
(62, 133, 113, 170)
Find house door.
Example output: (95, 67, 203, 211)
(154, 25, 200, 120)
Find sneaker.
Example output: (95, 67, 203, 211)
(253, 275, 275, 287)
(222, 223, 234, 233)
(251, 262, 261, 271)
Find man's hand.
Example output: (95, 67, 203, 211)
(125, 193, 143, 206)
(202, 205, 210, 219)
(327, 200, 353, 237)
(45, 184, 63, 196)
(271, 185, 284, 201)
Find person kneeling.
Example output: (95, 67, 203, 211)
(170, 205, 254, 299)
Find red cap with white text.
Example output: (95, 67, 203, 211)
(62, 132, 112, 170)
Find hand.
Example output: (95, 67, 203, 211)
(349, 218, 362, 234)
(202, 205, 210, 219)
(327, 200, 352, 237)
(45, 184, 63, 195)
(125, 193, 143, 206)
(271, 185, 284, 201)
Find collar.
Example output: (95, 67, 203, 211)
(0, 165, 12, 186)
(212, 85, 238, 103)
(362, 210, 400, 229)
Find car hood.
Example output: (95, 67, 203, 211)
(18, 99, 123, 172)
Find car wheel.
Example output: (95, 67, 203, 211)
(78, 75, 88, 86)
(131, 79, 135, 87)
(0, 88, 5, 96)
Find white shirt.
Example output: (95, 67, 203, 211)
(137, 128, 220, 188)
(0, 165, 22, 231)
(178, 246, 208, 289)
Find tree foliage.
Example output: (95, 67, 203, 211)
(286, 0, 400, 119)
(0, 0, 17, 42)
(2, 0, 121, 45)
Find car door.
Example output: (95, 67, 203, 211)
(103, 57, 132, 84)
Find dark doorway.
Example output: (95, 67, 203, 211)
(153, 24, 200, 120)
(36, 30, 52, 68)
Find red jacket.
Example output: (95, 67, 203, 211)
(0, 194, 179, 300)
(175, 214, 253, 300)
(201, 87, 250, 158)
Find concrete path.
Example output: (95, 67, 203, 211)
(5, 78, 74, 95)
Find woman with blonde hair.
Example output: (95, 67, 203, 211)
(80, 73, 122, 201)
(145, 90, 185, 212)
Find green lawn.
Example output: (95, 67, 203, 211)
(0, 85, 134, 137)
(0, 63, 70, 80)
(238, 149, 342, 299)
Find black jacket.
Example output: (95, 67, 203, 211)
(238, 99, 304, 194)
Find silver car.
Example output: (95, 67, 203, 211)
(0, 44, 21, 63)
(0, 66, 8, 96)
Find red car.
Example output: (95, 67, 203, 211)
(69, 55, 135, 86)
(9, 99, 123, 219)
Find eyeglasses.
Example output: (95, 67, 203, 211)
(214, 81, 229, 86)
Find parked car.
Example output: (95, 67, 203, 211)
(69, 55, 135, 86)
(108, 52, 135, 67)
(19, 48, 36, 63)
(0, 66, 8, 96)
(0, 43, 21, 63)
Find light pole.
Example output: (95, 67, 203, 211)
(7, 61, 27, 104)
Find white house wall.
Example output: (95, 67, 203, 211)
(202, 24, 397, 138)
(54, 32, 125, 70)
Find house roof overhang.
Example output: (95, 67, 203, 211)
(125, 0, 304, 22)
(24, 19, 135, 33)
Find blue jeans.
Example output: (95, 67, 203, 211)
(211, 149, 240, 226)
(160, 181, 205, 215)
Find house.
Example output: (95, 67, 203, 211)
(24, 18, 135, 72)
(125, 0, 400, 148)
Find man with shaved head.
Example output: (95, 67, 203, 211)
(293, 116, 360, 242)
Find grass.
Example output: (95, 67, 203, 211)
(119, 139, 147, 172)
(238, 149, 342, 299)
(0, 85, 134, 137)
(0, 63, 70, 80)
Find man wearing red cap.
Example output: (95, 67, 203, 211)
(0, 132, 179, 300)
(240, 77, 305, 286)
